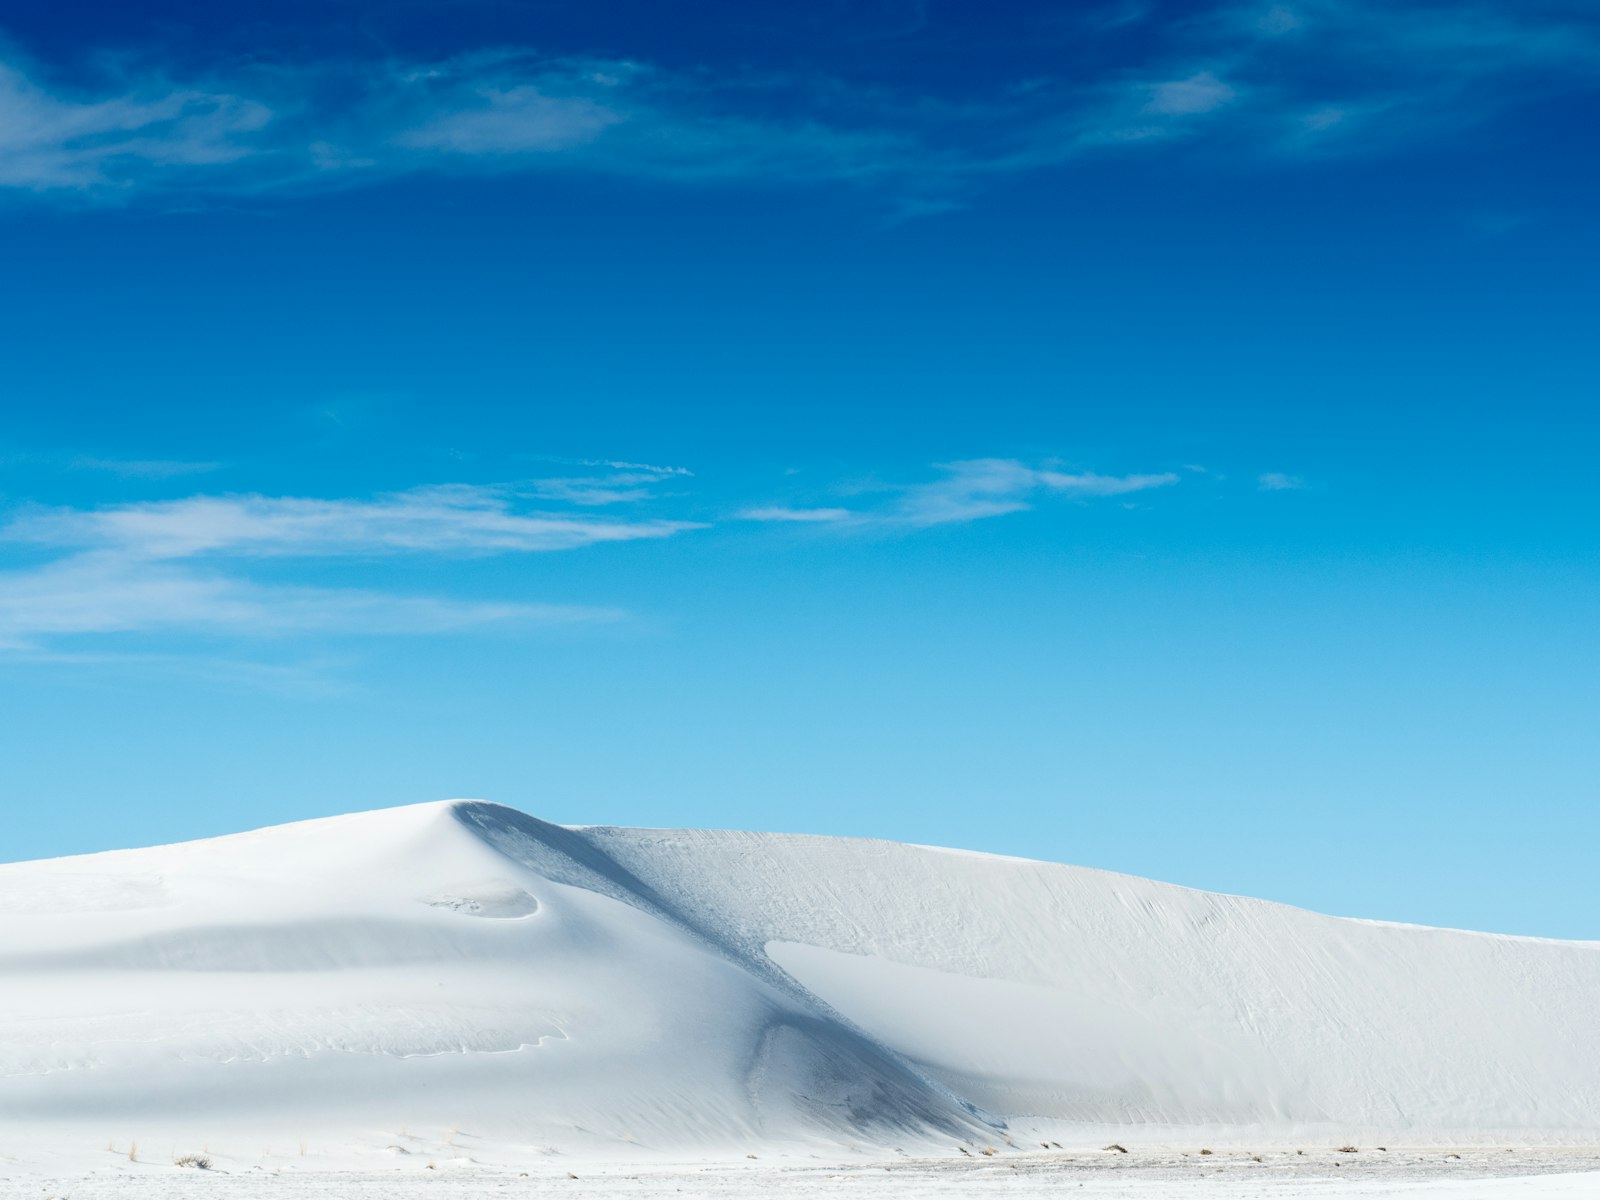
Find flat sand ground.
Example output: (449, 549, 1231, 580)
(7, 1148, 1600, 1199)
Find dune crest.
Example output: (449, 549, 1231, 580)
(2, 799, 1598, 1162)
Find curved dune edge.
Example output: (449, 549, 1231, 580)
(2, 798, 1598, 1169)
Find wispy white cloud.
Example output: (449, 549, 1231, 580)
(576, 459, 693, 476)
(395, 79, 625, 156)
(0, 59, 270, 191)
(985, 2, 1600, 169)
(1258, 471, 1306, 490)
(0, 446, 222, 478)
(893, 459, 1180, 525)
(3, 0, 1593, 205)
(522, 463, 693, 506)
(741, 458, 1180, 530)
(5, 483, 699, 559)
(1145, 72, 1238, 116)
(366, 52, 916, 187)
(0, 552, 611, 652)
(0, 49, 915, 199)
(66, 455, 222, 478)
(738, 505, 854, 523)
(525, 475, 661, 506)
(1177, 0, 1600, 153)
(0, 480, 693, 663)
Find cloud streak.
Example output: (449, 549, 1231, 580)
(0, 446, 222, 478)
(0, 49, 917, 201)
(740, 458, 1180, 529)
(1258, 471, 1306, 490)
(893, 459, 1180, 526)
(0, 553, 612, 651)
(738, 506, 854, 523)
(2, 1, 1593, 205)
(0, 58, 270, 192)
(0, 481, 693, 659)
(522, 463, 694, 507)
(6, 483, 699, 559)
(66, 455, 223, 479)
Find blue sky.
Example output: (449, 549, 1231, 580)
(1, 0, 1596, 936)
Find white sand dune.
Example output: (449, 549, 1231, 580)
(2, 799, 1598, 1171)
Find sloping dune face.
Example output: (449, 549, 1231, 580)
(585, 825, 1600, 1142)
(0, 801, 985, 1158)
(1, 800, 1598, 1161)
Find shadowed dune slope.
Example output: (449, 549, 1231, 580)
(2, 799, 1598, 1156)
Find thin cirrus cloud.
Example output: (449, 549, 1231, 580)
(894, 459, 1181, 526)
(0, 50, 914, 198)
(576, 459, 693, 476)
(1143, 71, 1238, 117)
(5, 483, 700, 559)
(0, 553, 612, 651)
(737, 506, 855, 523)
(739, 458, 1180, 529)
(0, 59, 271, 191)
(66, 456, 224, 479)
(0, 447, 222, 478)
(0, 482, 696, 656)
(1258, 471, 1307, 490)
(522, 462, 695, 507)
(1, 0, 1594, 203)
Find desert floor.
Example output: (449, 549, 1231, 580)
(7, 1147, 1600, 1199)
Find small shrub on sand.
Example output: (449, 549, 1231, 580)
(175, 1154, 212, 1170)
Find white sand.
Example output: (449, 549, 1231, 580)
(2, 799, 1597, 1185)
